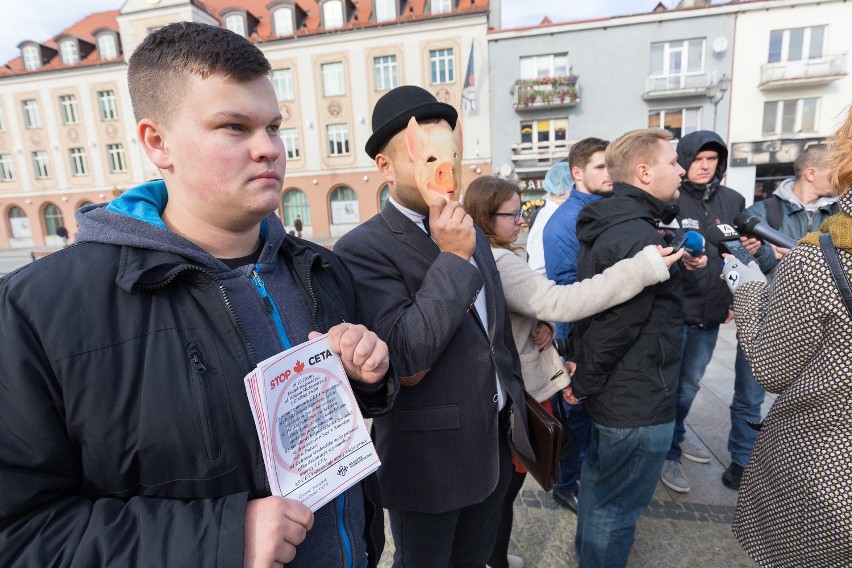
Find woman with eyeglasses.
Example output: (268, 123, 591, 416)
(463, 176, 683, 568)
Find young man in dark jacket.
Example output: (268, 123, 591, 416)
(0, 22, 397, 568)
(660, 131, 761, 494)
(571, 129, 685, 567)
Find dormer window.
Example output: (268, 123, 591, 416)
(22, 45, 41, 70)
(60, 40, 80, 65)
(375, 0, 396, 22)
(322, 0, 344, 30)
(273, 6, 294, 36)
(97, 33, 118, 60)
(225, 14, 247, 37)
(431, 0, 452, 15)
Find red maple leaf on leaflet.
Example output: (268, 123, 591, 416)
(294, 360, 305, 374)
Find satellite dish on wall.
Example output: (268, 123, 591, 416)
(712, 36, 729, 55)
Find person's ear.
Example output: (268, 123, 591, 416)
(636, 163, 652, 185)
(571, 165, 583, 183)
(803, 166, 817, 183)
(375, 152, 395, 184)
(138, 118, 171, 170)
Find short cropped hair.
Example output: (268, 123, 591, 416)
(794, 143, 828, 180)
(464, 176, 521, 250)
(127, 22, 271, 124)
(605, 129, 673, 184)
(569, 137, 609, 171)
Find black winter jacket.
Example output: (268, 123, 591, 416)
(675, 130, 746, 327)
(571, 184, 684, 428)
(0, 220, 396, 567)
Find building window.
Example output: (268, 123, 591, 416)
(273, 7, 294, 36)
(430, 48, 454, 84)
(32, 151, 51, 179)
(59, 40, 79, 65)
(379, 184, 390, 209)
(649, 39, 705, 89)
(327, 124, 350, 156)
(22, 99, 41, 129)
(330, 186, 359, 224)
(762, 98, 818, 135)
(69, 147, 89, 176)
(376, 0, 396, 22)
(22, 45, 41, 70)
(59, 95, 80, 124)
(323, 1, 344, 30)
(431, 0, 452, 14)
(282, 189, 311, 225)
(106, 143, 127, 173)
(768, 26, 825, 63)
(0, 154, 14, 181)
(648, 108, 701, 140)
(98, 90, 118, 120)
(519, 53, 569, 79)
(271, 69, 294, 101)
(43, 203, 65, 236)
(0, 106, 5, 131)
(8, 206, 31, 239)
(225, 14, 247, 37)
(97, 34, 118, 60)
(280, 128, 300, 159)
(322, 62, 345, 97)
(374, 55, 398, 91)
(519, 119, 567, 149)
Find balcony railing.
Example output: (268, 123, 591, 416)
(643, 73, 708, 99)
(510, 139, 572, 169)
(512, 76, 580, 111)
(759, 53, 847, 89)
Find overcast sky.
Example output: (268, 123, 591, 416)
(0, 0, 684, 64)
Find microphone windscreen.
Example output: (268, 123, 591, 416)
(733, 213, 760, 234)
(705, 223, 741, 248)
(682, 231, 705, 255)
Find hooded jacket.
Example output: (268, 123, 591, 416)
(675, 130, 745, 327)
(0, 181, 397, 568)
(571, 183, 684, 428)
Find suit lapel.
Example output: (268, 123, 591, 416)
(380, 201, 439, 262)
(472, 231, 496, 340)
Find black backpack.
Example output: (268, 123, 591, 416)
(763, 195, 839, 230)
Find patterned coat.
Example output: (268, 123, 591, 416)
(731, 192, 852, 567)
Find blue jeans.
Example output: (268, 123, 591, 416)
(667, 324, 719, 462)
(727, 342, 765, 467)
(575, 420, 674, 568)
(551, 395, 591, 495)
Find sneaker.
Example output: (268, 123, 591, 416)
(681, 442, 711, 464)
(660, 460, 691, 493)
(722, 462, 744, 490)
(552, 488, 578, 514)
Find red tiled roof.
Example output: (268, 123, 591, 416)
(1, 1, 488, 77)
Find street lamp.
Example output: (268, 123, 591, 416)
(705, 74, 731, 132)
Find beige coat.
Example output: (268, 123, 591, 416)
(492, 245, 670, 402)
(732, 215, 852, 566)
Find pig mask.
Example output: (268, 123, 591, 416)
(405, 116, 464, 205)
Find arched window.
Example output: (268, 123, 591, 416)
(273, 7, 294, 36)
(8, 206, 32, 238)
(225, 14, 246, 37)
(77, 200, 94, 209)
(97, 34, 118, 60)
(378, 184, 390, 209)
(282, 189, 310, 226)
(330, 186, 359, 224)
(322, 0, 344, 29)
(59, 40, 79, 65)
(43, 203, 65, 236)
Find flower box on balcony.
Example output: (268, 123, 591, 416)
(512, 75, 579, 111)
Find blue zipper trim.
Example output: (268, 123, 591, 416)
(251, 266, 292, 350)
(337, 493, 353, 568)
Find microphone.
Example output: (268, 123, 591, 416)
(733, 213, 798, 250)
(705, 224, 757, 265)
(657, 203, 680, 230)
(682, 231, 705, 255)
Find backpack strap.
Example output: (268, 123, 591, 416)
(819, 233, 852, 320)
(764, 195, 782, 230)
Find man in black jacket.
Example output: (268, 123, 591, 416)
(660, 131, 761, 495)
(571, 129, 685, 568)
(0, 22, 397, 568)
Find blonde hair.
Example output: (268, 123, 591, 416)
(828, 105, 852, 196)
(605, 129, 673, 184)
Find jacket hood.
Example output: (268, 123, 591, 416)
(773, 177, 839, 211)
(75, 180, 282, 281)
(576, 183, 664, 245)
(677, 131, 728, 198)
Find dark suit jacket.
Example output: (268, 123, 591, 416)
(335, 201, 533, 514)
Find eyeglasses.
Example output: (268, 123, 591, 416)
(492, 209, 523, 222)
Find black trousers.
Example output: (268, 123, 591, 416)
(388, 418, 513, 568)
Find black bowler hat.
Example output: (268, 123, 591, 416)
(365, 85, 458, 159)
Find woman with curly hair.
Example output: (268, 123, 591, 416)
(723, 105, 852, 566)
(463, 176, 683, 568)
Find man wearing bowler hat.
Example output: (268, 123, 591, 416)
(335, 85, 534, 567)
